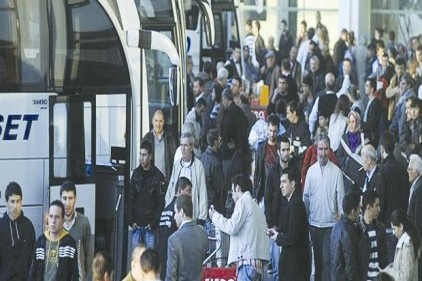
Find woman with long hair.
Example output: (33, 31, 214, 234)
(381, 209, 420, 281)
(328, 95, 350, 152)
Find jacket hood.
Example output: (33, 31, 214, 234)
(44, 228, 68, 241)
(2, 210, 25, 222)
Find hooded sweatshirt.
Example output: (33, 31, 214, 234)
(29, 229, 78, 281)
(0, 211, 36, 281)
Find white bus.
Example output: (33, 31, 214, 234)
(0, 0, 187, 277)
(186, 0, 241, 75)
(136, 0, 215, 119)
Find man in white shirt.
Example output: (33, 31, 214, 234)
(303, 133, 344, 281)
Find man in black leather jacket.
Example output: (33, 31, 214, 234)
(330, 191, 361, 281)
(128, 140, 166, 250)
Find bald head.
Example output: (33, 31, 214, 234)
(152, 110, 165, 135)
(131, 245, 146, 263)
(325, 73, 335, 90)
(131, 245, 147, 280)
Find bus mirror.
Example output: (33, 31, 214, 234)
(168, 67, 178, 106)
(126, 29, 180, 67)
(196, 0, 215, 46)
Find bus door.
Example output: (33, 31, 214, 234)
(48, 93, 130, 278)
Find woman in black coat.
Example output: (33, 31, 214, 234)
(266, 167, 311, 281)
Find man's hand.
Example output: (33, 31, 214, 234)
(132, 223, 139, 229)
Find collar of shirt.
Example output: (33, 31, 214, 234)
(179, 219, 193, 229)
(153, 129, 163, 140)
(366, 166, 376, 180)
(63, 211, 77, 231)
(195, 92, 205, 103)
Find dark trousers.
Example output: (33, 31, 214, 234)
(310, 226, 332, 281)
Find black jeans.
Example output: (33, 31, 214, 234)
(310, 226, 332, 281)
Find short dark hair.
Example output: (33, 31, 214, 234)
(380, 131, 395, 154)
(302, 75, 313, 86)
(176, 177, 192, 193)
(267, 114, 280, 128)
(401, 73, 414, 88)
(395, 57, 406, 66)
(367, 43, 376, 52)
(232, 76, 242, 86)
(196, 97, 207, 108)
(281, 166, 296, 183)
(175, 194, 193, 218)
(231, 174, 252, 193)
(366, 78, 377, 92)
(362, 190, 379, 211)
(278, 136, 290, 147)
(375, 27, 383, 37)
(406, 96, 421, 110)
(203, 61, 213, 74)
(5, 182, 22, 202)
(279, 74, 289, 83)
(50, 199, 65, 219)
(207, 128, 219, 146)
(342, 191, 360, 215)
(193, 77, 204, 87)
(281, 19, 287, 25)
(287, 100, 300, 116)
(140, 248, 160, 274)
(92, 251, 114, 280)
(343, 58, 352, 65)
(281, 59, 291, 71)
(60, 180, 77, 197)
(140, 139, 153, 155)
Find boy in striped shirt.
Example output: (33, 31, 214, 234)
(359, 190, 389, 280)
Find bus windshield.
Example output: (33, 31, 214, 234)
(136, 0, 174, 23)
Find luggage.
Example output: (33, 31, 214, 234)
(205, 221, 230, 267)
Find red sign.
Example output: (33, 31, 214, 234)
(202, 267, 237, 281)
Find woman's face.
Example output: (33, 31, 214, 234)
(391, 223, 404, 239)
(349, 114, 357, 132)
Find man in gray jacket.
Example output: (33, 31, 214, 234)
(166, 195, 208, 281)
(60, 181, 94, 281)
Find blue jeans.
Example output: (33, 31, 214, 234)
(237, 264, 260, 281)
(132, 226, 155, 250)
(269, 239, 280, 281)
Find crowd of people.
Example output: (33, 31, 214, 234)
(179, 11, 422, 281)
(3, 11, 422, 281)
